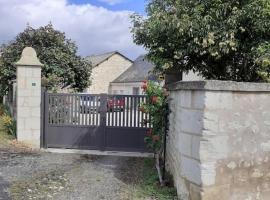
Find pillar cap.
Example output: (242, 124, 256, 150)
(15, 47, 43, 67)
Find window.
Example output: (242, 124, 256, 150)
(132, 87, 139, 95)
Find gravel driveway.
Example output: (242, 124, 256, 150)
(0, 146, 146, 200)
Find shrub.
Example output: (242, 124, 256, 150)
(140, 80, 169, 186)
(1, 112, 16, 138)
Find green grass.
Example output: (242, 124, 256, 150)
(133, 158, 178, 200)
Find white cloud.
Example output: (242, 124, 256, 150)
(0, 0, 145, 59)
(98, 0, 124, 6)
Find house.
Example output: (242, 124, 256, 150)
(109, 55, 155, 95)
(110, 55, 203, 95)
(85, 51, 133, 94)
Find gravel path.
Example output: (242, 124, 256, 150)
(0, 147, 144, 200)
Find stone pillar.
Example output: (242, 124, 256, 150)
(15, 47, 43, 148)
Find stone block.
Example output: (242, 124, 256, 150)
(201, 161, 216, 186)
(31, 107, 40, 117)
(25, 118, 40, 130)
(178, 133, 192, 157)
(204, 91, 233, 110)
(181, 156, 202, 185)
(191, 136, 201, 160)
(192, 91, 205, 110)
(17, 107, 30, 118)
(32, 69, 41, 78)
(180, 108, 204, 135)
(180, 90, 192, 108)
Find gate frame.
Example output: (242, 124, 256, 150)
(41, 91, 150, 153)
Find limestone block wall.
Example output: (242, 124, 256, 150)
(87, 54, 132, 94)
(166, 80, 270, 200)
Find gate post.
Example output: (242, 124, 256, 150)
(15, 47, 43, 148)
(99, 93, 107, 151)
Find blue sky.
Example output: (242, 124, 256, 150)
(70, 0, 146, 14)
(0, 0, 147, 59)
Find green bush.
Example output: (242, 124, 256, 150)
(1, 106, 16, 138)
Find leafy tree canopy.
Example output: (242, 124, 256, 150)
(0, 23, 91, 95)
(131, 0, 270, 82)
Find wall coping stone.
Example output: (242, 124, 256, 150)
(166, 80, 270, 92)
(15, 47, 43, 67)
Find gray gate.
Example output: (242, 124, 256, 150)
(42, 92, 150, 152)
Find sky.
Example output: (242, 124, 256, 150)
(0, 0, 147, 60)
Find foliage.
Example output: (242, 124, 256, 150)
(140, 81, 168, 152)
(140, 80, 169, 185)
(1, 109, 16, 137)
(0, 23, 91, 95)
(131, 0, 270, 82)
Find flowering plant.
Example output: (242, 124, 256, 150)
(140, 80, 169, 185)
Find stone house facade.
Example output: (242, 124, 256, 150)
(110, 55, 156, 95)
(85, 51, 133, 94)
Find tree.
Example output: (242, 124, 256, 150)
(0, 23, 91, 96)
(131, 0, 270, 82)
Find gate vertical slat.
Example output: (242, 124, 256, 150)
(85, 96, 88, 125)
(108, 96, 111, 126)
(112, 97, 115, 126)
(74, 95, 77, 125)
(59, 95, 61, 124)
(55, 95, 58, 124)
(52, 96, 55, 124)
(90, 96, 93, 126)
(89, 96, 92, 126)
(130, 96, 133, 127)
(64, 95, 67, 124)
(134, 96, 137, 127)
(78, 95, 81, 125)
(126, 97, 129, 127)
(82, 96, 85, 125)
(138, 97, 141, 127)
(95, 95, 97, 126)
(119, 98, 122, 127)
(71, 95, 74, 125)
(114, 97, 118, 126)
(122, 97, 125, 127)
(48, 96, 51, 124)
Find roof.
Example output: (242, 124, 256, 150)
(85, 51, 133, 67)
(112, 55, 156, 83)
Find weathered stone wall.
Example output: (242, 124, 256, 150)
(166, 80, 270, 200)
(87, 54, 132, 94)
(16, 47, 43, 148)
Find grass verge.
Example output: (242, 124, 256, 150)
(121, 158, 178, 200)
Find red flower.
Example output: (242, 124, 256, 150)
(152, 135, 160, 142)
(141, 80, 148, 92)
(151, 96, 158, 104)
(139, 107, 145, 113)
(146, 129, 153, 136)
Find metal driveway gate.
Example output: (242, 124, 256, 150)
(42, 92, 150, 152)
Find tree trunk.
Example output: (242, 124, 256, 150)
(155, 153, 165, 186)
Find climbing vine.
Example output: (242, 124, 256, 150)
(140, 80, 169, 185)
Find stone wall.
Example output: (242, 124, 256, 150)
(87, 54, 132, 94)
(166, 80, 270, 200)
